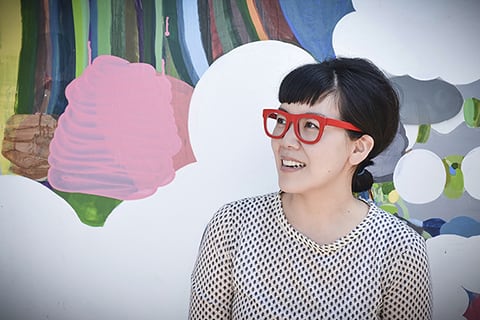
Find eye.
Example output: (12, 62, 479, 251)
(304, 120, 319, 130)
(277, 117, 287, 125)
(270, 113, 287, 125)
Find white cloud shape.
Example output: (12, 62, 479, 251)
(427, 235, 480, 320)
(333, 0, 480, 85)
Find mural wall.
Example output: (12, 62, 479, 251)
(0, 0, 479, 319)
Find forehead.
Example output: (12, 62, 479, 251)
(280, 94, 340, 117)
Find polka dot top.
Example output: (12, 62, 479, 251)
(189, 192, 432, 319)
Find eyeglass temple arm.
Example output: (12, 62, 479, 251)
(325, 118, 362, 132)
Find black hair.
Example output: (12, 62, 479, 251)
(278, 57, 399, 193)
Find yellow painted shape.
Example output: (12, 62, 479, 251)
(0, 0, 22, 174)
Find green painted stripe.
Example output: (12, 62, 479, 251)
(142, 0, 156, 66)
(164, 38, 180, 80)
(154, 0, 164, 72)
(197, 0, 213, 64)
(416, 124, 431, 143)
(464, 97, 480, 128)
(111, 0, 126, 59)
(96, 0, 112, 56)
(211, 0, 238, 53)
(162, 0, 192, 84)
(15, 0, 40, 114)
(236, 0, 260, 41)
(125, 0, 139, 62)
(72, 0, 89, 76)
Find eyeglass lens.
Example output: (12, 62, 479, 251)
(265, 111, 322, 143)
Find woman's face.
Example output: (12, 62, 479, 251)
(271, 95, 357, 195)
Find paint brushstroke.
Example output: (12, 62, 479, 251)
(134, 0, 145, 62)
(229, 0, 258, 44)
(182, 0, 209, 80)
(141, 0, 156, 66)
(391, 76, 464, 125)
(15, 0, 41, 114)
(72, 0, 89, 75)
(2, 114, 57, 180)
(464, 97, 480, 128)
(441, 216, 480, 237)
(278, 0, 354, 61)
(48, 55, 182, 200)
(245, 0, 268, 40)
(89, 0, 98, 60)
(96, 0, 112, 56)
(54, 189, 122, 227)
(198, 0, 223, 63)
(254, 0, 298, 44)
(110, 0, 126, 59)
(463, 288, 480, 320)
(47, 0, 76, 116)
(154, 0, 164, 72)
(33, 0, 51, 114)
(162, 1, 194, 85)
(125, 0, 139, 62)
(211, 1, 238, 56)
(0, 1, 22, 174)
(174, 0, 200, 84)
(442, 155, 465, 199)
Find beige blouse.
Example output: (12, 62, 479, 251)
(189, 192, 432, 319)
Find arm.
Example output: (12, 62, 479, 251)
(381, 237, 433, 320)
(189, 205, 234, 319)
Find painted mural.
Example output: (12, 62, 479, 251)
(0, 0, 479, 319)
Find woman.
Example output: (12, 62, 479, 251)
(189, 58, 432, 319)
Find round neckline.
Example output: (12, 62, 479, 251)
(274, 191, 375, 254)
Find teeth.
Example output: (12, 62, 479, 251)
(282, 160, 306, 168)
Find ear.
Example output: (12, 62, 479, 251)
(349, 134, 374, 165)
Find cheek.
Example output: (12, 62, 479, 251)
(271, 139, 279, 154)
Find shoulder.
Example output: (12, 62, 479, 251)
(208, 192, 280, 228)
(213, 192, 279, 218)
(367, 202, 427, 254)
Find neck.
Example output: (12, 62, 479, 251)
(280, 186, 369, 245)
(283, 188, 358, 219)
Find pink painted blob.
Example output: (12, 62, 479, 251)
(48, 55, 184, 200)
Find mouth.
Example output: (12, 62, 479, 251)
(281, 159, 306, 169)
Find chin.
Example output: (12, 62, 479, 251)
(278, 180, 305, 194)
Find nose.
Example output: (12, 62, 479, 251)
(281, 123, 301, 148)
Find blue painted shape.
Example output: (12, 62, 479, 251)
(47, 0, 76, 116)
(174, 0, 200, 85)
(181, 0, 208, 83)
(89, 0, 98, 60)
(423, 218, 446, 237)
(449, 165, 456, 175)
(279, 0, 354, 61)
(440, 216, 480, 237)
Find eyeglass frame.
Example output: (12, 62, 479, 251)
(262, 108, 363, 144)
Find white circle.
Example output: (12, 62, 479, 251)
(393, 149, 446, 204)
(463, 146, 480, 200)
(188, 40, 316, 199)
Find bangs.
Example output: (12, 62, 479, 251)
(278, 63, 337, 106)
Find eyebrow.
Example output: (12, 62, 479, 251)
(278, 106, 329, 118)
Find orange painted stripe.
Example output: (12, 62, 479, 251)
(246, 0, 269, 40)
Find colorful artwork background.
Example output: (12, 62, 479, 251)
(0, 1, 479, 319)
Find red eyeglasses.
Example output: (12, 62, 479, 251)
(263, 109, 362, 144)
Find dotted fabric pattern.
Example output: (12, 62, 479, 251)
(189, 192, 432, 319)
